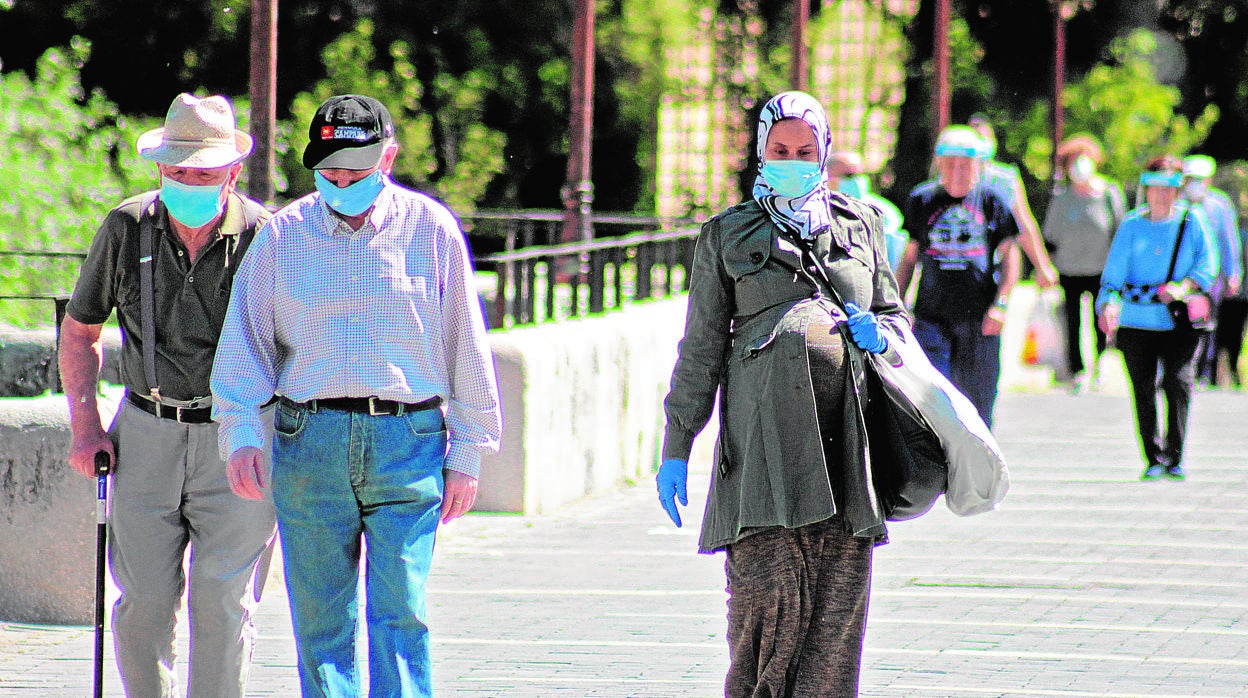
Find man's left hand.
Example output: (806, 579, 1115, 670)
(441, 470, 479, 524)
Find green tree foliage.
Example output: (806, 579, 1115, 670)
(283, 19, 505, 213)
(1006, 29, 1217, 186)
(0, 39, 156, 326)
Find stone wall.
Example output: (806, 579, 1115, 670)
(0, 391, 122, 624)
(476, 298, 688, 514)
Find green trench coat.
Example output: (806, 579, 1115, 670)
(662, 198, 911, 552)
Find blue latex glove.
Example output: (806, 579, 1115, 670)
(656, 458, 688, 527)
(843, 302, 888, 353)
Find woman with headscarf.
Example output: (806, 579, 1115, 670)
(1042, 134, 1128, 391)
(655, 91, 910, 695)
(1097, 155, 1218, 481)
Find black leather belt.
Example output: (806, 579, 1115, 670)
(281, 395, 442, 416)
(127, 392, 213, 424)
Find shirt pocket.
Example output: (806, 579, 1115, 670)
(376, 274, 437, 336)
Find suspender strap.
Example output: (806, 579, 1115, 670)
(138, 194, 161, 402)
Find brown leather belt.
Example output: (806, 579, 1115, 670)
(127, 393, 213, 424)
(280, 395, 442, 416)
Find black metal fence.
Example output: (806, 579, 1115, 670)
(461, 210, 700, 328)
(0, 249, 84, 328)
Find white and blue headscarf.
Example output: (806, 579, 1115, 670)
(752, 91, 834, 239)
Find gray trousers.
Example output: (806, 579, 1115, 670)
(108, 401, 277, 698)
(724, 519, 873, 697)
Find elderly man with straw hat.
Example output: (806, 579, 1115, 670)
(59, 93, 276, 697)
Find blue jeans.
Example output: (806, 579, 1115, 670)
(912, 316, 1002, 428)
(271, 400, 447, 697)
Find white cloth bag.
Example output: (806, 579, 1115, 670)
(873, 323, 1010, 516)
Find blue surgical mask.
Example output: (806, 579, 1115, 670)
(838, 174, 870, 199)
(315, 170, 386, 216)
(761, 160, 823, 198)
(160, 178, 226, 228)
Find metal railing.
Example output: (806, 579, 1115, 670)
(462, 211, 701, 328)
(0, 250, 87, 393)
(0, 211, 705, 334)
(0, 249, 85, 324)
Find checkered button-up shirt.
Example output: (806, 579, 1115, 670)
(211, 179, 502, 477)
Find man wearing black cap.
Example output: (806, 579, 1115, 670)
(211, 94, 502, 696)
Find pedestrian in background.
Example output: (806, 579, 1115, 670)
(1042, 134, 1127, 392)
(1180, 155, 1243, 387)
(968, 113, 1060, 289)
(59, 93, 276, 697)
(895, 124, 1022, 427)
(1097, 155, 1218, 481)
(212, 94, 502, 696)
(826, 150, 909, 271)
(657, 91, 910, 696)
(1213, 219, 1248, 387)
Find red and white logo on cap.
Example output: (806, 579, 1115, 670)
(320, 125, 335, 140)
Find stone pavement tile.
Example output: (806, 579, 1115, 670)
(3, 387, 1248, 696)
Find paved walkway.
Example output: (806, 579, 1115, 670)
(3, 357, 1248, 696)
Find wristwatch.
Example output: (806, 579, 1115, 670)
(992, 297, 1008, 311)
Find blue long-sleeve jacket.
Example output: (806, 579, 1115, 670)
(1096, 204, 1218, 331)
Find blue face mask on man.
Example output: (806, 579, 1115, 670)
(315, 170, 386, 216)
(838, 174, 871, 199)
(761, 160, 823, 198)
(161, 178, 226, 228)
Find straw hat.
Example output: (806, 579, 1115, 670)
(137, 93, 253, 168)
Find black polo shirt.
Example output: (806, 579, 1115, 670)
(67, 191, 268, 401)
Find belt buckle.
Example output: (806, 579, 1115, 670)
(175, 406, 188, 424)
(368, 397, 388, 416)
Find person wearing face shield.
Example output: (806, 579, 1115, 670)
(211, 95, 501, 696)
(1178, 155, 1243, 387)
(1041, 135, 1127, 392)
(657, 91, 912, 695)
(59, 93, 277, 697)
(826, 150, 909, 271)
(1097, 155, 1218, 481)
(894, 125, 1022, 427)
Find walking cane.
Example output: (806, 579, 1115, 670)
(93, 450, 111, 698)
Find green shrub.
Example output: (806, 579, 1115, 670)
(0, 38, 157, 326)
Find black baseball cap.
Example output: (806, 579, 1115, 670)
(302, 95, 395, 170)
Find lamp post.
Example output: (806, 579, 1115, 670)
(248, 0, 277, 206)
(791, 0, 810, 90)
(932, 0, 951, 140)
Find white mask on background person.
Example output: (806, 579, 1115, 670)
(1184, 178, 1209, 202)
(1069, 154, 1095, 184)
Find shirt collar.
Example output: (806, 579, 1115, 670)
(152, 192, 245, 242)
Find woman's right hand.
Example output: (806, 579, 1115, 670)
(1097, 303, 1120, 337)
(656, 458, 688, 527)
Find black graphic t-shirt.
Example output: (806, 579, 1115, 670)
(904, 180, 1018, 323)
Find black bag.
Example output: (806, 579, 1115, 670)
(1163, 210, 1215, 334)
(777, 228, 948, 521)
(862, 364, 948, 520)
